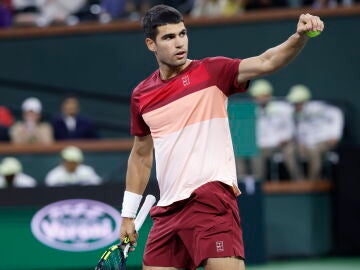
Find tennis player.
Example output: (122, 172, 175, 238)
(120, 5, 324, 270)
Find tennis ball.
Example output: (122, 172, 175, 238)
(306, 30, 321, 38)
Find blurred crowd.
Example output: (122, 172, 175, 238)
(0, 145, 102, 188)
(0, 0, 358, 28)
(0, 81, 346, 188)
(0, 95, 103, 188)
(0, 2, 350, 187)
(237, 80, 344, 183)
(1, 95, 98, 144)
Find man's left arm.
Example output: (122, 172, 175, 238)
(237, 13, 324, 84)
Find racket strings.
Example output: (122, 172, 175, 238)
(99, 247, 126, 270)
(95, 196, 156, 270)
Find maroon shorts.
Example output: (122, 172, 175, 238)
(143, 181, 244, 269)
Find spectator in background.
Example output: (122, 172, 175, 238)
(287, 85, 344, 180)
(45, 146, 102, 186)
(236, 79, 302, 181)
(0, 105, 14, 141)
(12, 0, 89, 27)
(161, 0, 195, 14)
(10, 97, 54, 144)
(100, 0, 126, 19)
(191, 0, 243, 18)
(0, 0, 12, 28)
(303, 0, 353, 9)
(37, 0, 87, 26)
(12, 0, 40, 26)
(244, 0, 288, 10)
(0, 157, 37, 188)
(52, 96, 99, 140)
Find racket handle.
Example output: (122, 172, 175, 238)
(123, 195, 156, 258)
(123, 243, 131, 258)
(134, 195, 156, 231)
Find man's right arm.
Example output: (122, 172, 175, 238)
(237, 14, 324, 84)
(125, 134, 154, 194)
(120, 135, 154, 244)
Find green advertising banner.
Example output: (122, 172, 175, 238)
(0, 184, 157, 270)
(0, 174, 266, 269)
(0, 207, 152, 270)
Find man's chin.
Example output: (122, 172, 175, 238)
(174, 58, 188, 67)
(162, 58, 188, 68)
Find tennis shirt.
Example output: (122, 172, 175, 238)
(131, 57, 248, 206)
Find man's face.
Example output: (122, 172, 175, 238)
(294, 102, 305, 112)
(23, 111, 41, 123)
(63, 160, 79, 173)
(254, 94, 272, 106)
(146, 22, 188, 68)
(62, 97, 79, 117)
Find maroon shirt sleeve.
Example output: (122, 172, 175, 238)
(204, 57, 249, 96)
(130, 90, 151, 137)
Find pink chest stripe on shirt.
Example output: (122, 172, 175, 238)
(138, 64, 211, 114)
(142, 86, 228, 138)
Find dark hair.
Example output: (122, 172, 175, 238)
(142, 5, 184, 40)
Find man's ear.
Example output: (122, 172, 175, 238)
(145, 38, 156, 52)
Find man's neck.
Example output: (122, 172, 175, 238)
(159, 59, 191, 80)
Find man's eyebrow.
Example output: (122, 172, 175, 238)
(161, 33, 176, 39)
(160, 28, 187, 39)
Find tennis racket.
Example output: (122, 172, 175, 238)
(95, 194, 156, 270)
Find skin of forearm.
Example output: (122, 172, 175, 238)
(261, 33, 309, 74)
(125, 150, 153, 195)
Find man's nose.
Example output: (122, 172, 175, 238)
(175, 36, 184, 48)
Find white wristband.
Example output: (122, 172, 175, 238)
(121, 191, 143, 218)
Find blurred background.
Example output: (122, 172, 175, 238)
(0, 1, 360, 269)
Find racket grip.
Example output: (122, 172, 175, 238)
(123, 243, 131, 258)
(123, 195, 156, 258)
